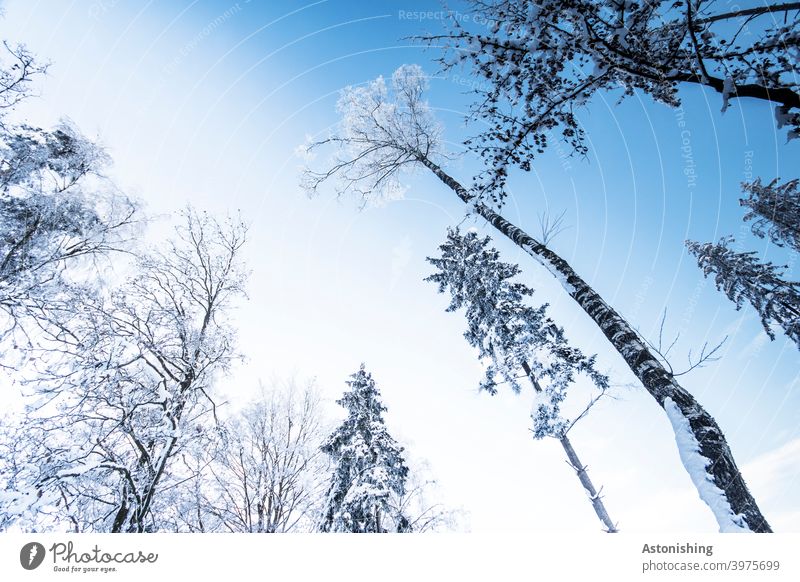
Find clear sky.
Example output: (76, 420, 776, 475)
(1, 0, 798, 533)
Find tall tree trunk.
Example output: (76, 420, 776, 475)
(521, 361, 618, 533)
(417, 154, 771, 532)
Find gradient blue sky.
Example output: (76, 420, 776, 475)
(1, 0, 798, 532)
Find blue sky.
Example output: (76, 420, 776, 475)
(1, 0, 798, 533)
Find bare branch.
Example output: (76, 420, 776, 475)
(538, 208, 570, 246)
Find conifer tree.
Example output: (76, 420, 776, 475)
(741, 178, 800, 252)
(688, 178, 800, 349)
(319, 365, 410, 533)
(687, 238, 800, 348)
(426, 228, 617, 532)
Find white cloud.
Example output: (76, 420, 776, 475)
(743, 437, 800, 531)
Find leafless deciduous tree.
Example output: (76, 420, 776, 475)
(0, 209, 248, 532)
(0, 40, 47, 116)
(387, 460, 464, 532)
(0, 40, 138, 356)
(168, 379, 329, 533)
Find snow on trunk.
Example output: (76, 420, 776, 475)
(663, 397, 750, 532)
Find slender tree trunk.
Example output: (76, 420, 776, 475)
(417, 154, 771, 532)
(560, 434, 617, 532)
(521, 361, 618, 533)
(110, 486, 130, 533)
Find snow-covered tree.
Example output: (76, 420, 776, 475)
(741, 178, 800, 252)
(426, 228, 617, 531)
(0, 209, 247, 532)
(0, 122, 138, 310)
(687, 238, 800, 347)
(687, 178, 800, 349)
(0, 41, 138, 353)
(168, 379, 329, 533)
(0, 40, 47, 116)
(319, 365, 410, 533)
(302, 64, 770, 532)
(421, 0, 800, 199)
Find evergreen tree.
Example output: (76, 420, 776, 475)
(687, 238, 800, 348)
(319, 365, 410, 533)
(741, 178, 800, 252)
(426, 228, 617, 531)
(688, 178, 800, 350)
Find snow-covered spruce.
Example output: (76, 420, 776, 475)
(687, 238, 799, 349)
(319, 365, 411, 533)
(686, 178, 800, 349)
(301, 64, 771, 532)
(426, 228, 617, 532)
(740, 178, 800, 253)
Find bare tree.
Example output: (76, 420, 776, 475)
(0, 40, 47, 116)
(388, 460, 464, 532)
(301, 65, 770, 532)
(0, 208, 248, 532)
(0, 42, 139, 355)
(173, 379, 329, 533)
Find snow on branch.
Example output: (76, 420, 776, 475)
(300, 64, 445, 206)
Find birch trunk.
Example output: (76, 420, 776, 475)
(418, 154, 771, 532)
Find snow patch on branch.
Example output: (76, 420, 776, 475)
(56, 461, 101, 478)
(720, 77, 734, 114)
(663, 398, 750, 533)
(0, 488, 39, 515)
